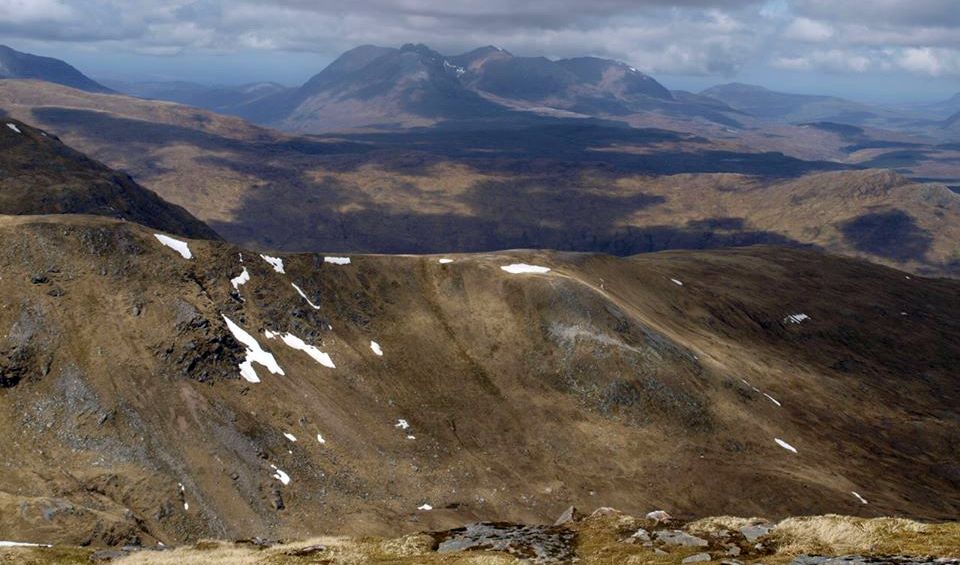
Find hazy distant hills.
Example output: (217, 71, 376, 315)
(0, 44, 112, 93)
(103, 79, 288, 115)
(700, 82, 879, 123)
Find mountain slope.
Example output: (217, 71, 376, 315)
(701, 83, 876, 123)
(1, 213, 958, 546)
(0, 45, 111, 93)
(0, 117, 218, 239)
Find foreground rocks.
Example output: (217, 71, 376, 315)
(0, 509, 957, 564)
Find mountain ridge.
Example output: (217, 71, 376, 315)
(0, 44, 112, 93)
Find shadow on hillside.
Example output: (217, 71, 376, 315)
(207, 167, 805, 254)
(840, 210, 933, 262)
(34, 105, 836, 255)
(32, 106, 853, 179)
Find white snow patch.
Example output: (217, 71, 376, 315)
(0, 540, 51, 547)
(270, 464, 291, 485)
(6, 123, 22, 134)
(260, 254, 285, 273)
(291, 282, 321, 309)
(406, 435, 416, 440)
(283, 433, 297, 442)
(324, 256, 351, 265)
(395, 419, 410, 430)
(763, 393, 782, 407)
(222, 315, 284, 383)
(784, 313, 810, 324)
(775, 438, 798, 453)
(438, 258, 454, 264)
(231, 267, 250, 290)
(671, 278, 684, 286)
(153, 234, 192, 259)
(501, 263, 551, 274)
(265, 331, 335, 369)
(418, 504, 433, 511)
(317, 434, 326, 444)
(370, 341, 383, 356)
(852, 491, 869, 504)
(179, 483, 188, 510)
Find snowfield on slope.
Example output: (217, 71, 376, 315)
(265, 330, 335, 369)
(501, 263, 551, 274)
(154, 234, 192, 259)
(260, 254, 285, 273)
(222, 315, 285, 383)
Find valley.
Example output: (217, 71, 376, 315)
(0, 28, 958, 564)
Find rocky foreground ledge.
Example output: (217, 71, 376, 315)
(2, 508, 958, 564)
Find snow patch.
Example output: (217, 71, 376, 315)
(324, 256, 351, 265)
(671, 278, 683, 286)
(153, 234, 192, 259)
(775, 438, 798, 454)
(270, 464, 291, 485)
(260, 254, 285, 273)
(501, 263, 551, 274)
(370, 341, 383, 356)
(438, 258, 454, 264)
(222, 315, 284, 383)
(231, 267, 250, 290)
(284, 433, 297, 442)
(6, 123, 22, 134)
(418, 504, 433, 511)
(317, 434, 326, 444)
(291, 283, 321, 309)
(395, 419, 410, 430)
(852, 491, 868, 504)
(763, 393, 782, 407)
(265, 331, 335, 369)
(784, 313, 810, 324)
(0, 540, 51, 547)
(406, 435, 416, 440)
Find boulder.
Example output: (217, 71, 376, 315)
(554, 505, 583, 526)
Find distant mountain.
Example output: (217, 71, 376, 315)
(945, 110, 960, 130)
(232, 44, 740, 132)
(453, 48, 674, 114)
(237, 43, 507, 131)
(105, 79, 288, 114)
(924, 92, 960, 118)
(701, 82, 878, 124)
(0, 44, 111, 93)
(0, 116, 217, 239)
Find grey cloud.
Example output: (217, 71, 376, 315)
(1, 0, 959, 79)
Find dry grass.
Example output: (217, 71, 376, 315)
(772, 515, 960, 557)
(2, 514, 958, 564)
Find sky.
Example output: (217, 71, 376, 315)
(1, 0, 959, 103)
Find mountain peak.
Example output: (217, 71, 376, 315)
(0, 44, 112, 93)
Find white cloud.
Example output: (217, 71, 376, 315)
(895, 47, 960, 76)
(783, 17, 833, 42)
(772, 49, 872, 73)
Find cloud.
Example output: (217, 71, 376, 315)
(895, 47, 960, 76)
(773, 49, 872, 73)
(1, 0, 959, 81)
